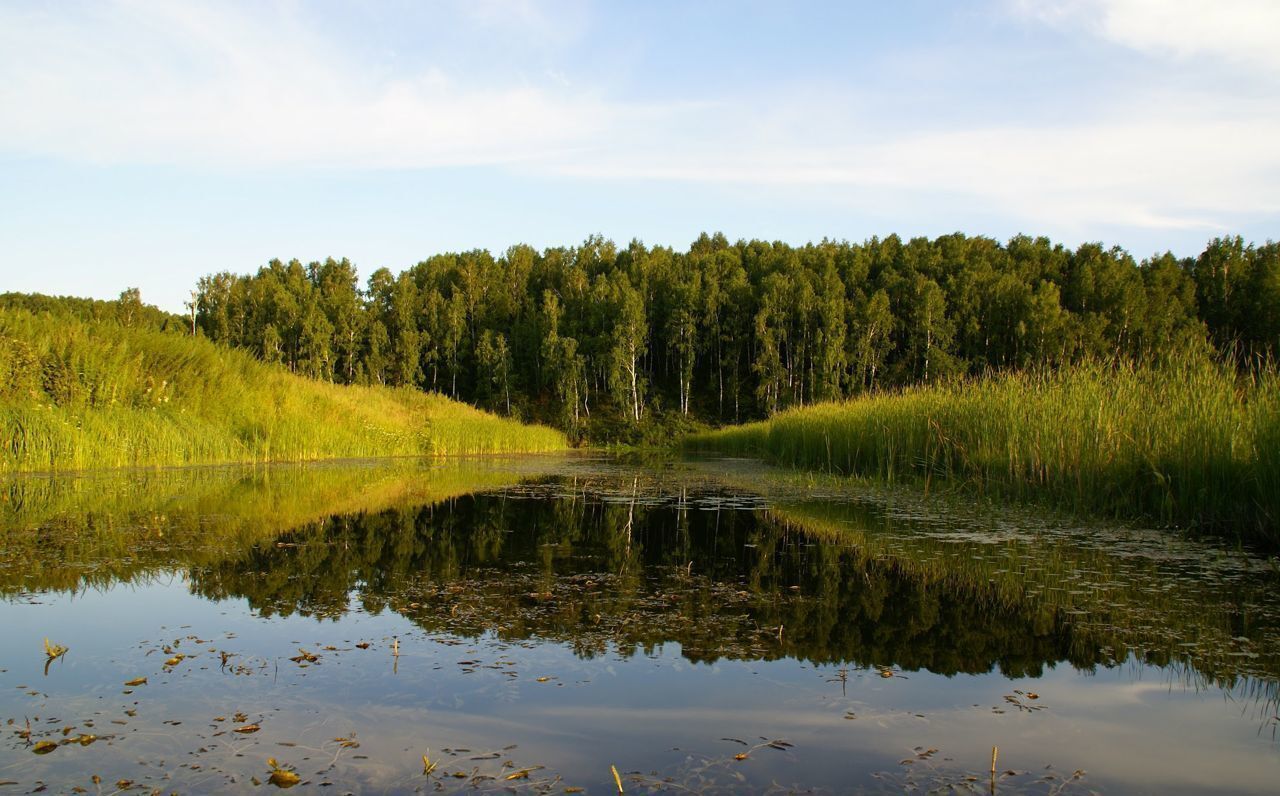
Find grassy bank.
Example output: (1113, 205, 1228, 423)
(0, 307, 566, 472)
(685, 360, 1280, 546)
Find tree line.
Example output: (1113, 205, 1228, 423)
(193, 233, 1279, 439)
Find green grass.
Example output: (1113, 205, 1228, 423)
(0, 307, 566, 472)
(685, 359, 1280, 546)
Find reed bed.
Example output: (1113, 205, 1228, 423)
(0, 308, 566, 472)
(685, 360, 1280, 546)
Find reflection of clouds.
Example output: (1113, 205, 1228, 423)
(4, 458, 1279, 792)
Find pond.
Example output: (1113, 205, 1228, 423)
(1, 454, 1278, 794)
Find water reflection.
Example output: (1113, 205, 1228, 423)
(2, 457, 1278, 793)
(185, 486, 1085, 679)
(6, 460, 1277, 688)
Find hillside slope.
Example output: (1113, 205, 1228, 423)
(0, 301, 566, 472)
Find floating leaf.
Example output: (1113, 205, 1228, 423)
(734, 753, 749, 761)
(263, 761, 300, 790)
(235, 723, 262, 734)
(123, 677, 147, 687)
(32, 740, 57, 754)
(268, 770, 300, 788)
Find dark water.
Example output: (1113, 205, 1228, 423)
(1, 455, 1278, 794)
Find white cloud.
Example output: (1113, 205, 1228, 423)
(544, 102, 1280, 233)
(0, 0, 621, 167)
(1014, 0, 1280, 74)
(1, 0, 1275, 239)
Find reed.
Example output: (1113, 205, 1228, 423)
(0, 307, 566, 472)
(685, 359, 1280, 546)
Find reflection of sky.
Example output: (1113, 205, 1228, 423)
(2, 581, 1277, 794)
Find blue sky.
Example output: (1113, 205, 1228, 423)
(2, 0, 1277, 312)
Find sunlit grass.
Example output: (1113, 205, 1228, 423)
(685, 359, 1280, 545)
(0, 308, 566, 471)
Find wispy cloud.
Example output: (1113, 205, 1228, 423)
(0, 0, 620, 167)
(1013, 0, 1280, 74)
(2, 0, 1275, 238)
(545, 99, 1280, 233)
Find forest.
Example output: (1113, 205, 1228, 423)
(194, 233, 1278, 442)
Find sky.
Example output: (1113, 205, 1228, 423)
(1, 0, 1277, 313)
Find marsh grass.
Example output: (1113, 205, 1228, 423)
(685, 359, 1280, 545)
(0, 308, 565, 472)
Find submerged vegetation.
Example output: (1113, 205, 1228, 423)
(685, 359, 1280, 545)
(0, 303, 565, 472)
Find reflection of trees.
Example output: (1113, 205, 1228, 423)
(0, 462, 520, 595)
(9, 464, 1278, 700)
(190, 489, 1135, 678)
(767, 499, 1280, 689)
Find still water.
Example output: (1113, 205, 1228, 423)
(1, 455, 1277, 794)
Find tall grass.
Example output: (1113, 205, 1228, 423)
(0, 307, 566, 472)
(685, 359, 1280, 546)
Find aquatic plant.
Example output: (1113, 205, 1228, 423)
(684, 359, 1280, 546)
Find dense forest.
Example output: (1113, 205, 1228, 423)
(194, 233, 1278, 441)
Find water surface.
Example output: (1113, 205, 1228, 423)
(1, 455, 1278, 793)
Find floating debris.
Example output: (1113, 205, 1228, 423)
(266, 758, 301, 788)
(42, 639, 68, 661)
